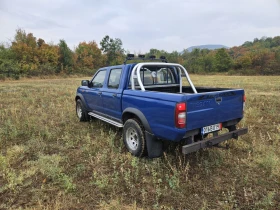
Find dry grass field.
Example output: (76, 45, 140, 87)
(0, 75, 279, 209)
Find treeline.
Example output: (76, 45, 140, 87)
(0, 29, 125, 79)
(0, 29, 280, 79)
(147, 36, 280, 75)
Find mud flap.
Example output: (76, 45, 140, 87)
(145, 131, 163, 158)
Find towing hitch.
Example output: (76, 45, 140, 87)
(206, 141, 213, 147)
(206, 140, 229, 150)
(182, 127, 248, 154)
(213, 143, 230, 150)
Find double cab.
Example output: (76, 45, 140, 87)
(75, 55, 248, 158)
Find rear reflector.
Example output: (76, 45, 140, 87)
(243, 94, 246, 112)
(243, 95, 246, 102)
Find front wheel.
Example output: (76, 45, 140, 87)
(123, 119, 146, 157)
(76, 99, 89, 122)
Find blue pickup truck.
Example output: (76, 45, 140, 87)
(75, 55, 248, 158)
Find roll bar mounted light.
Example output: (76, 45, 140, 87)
(124, 54, 168, 64)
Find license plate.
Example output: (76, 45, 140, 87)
(201, 123, 221, 135)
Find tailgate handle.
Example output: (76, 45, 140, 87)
(215, 97, 222, 104)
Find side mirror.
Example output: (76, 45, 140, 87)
(81, 80, 89, 86)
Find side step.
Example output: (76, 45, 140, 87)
(88, 112, 123, 128)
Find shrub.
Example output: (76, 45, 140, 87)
(227, 69, 236, 75)
(0, 74, 5, 80)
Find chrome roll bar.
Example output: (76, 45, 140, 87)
(130, 62, 197, 93)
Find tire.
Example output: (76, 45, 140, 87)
(123, 119, 146, 157)
(76, 99, 89, 122)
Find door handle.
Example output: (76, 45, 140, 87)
(98, 91, 102, 96)
(112, 93, 117, 97)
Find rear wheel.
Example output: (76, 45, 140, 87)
(76, 99, 89, 122)
(123, 119, 146, 157)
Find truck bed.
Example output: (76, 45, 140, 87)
(123, 85, 244, 141)
(144, 85, 244, 131)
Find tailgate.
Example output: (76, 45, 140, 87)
(185, 89, 244, 131)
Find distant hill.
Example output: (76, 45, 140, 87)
(186, 44, 229, 52)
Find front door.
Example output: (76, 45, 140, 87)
(102, 68, 123, 121)
(83, 69, 107, 113)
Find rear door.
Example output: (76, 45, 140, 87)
(83, 69, 107, 113)
(185, 89, 244, 131)
(102, 67, 123, 120)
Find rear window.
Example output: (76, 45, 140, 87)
(130, 66, 176, 86)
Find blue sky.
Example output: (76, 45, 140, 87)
(0, 0, 280, 52)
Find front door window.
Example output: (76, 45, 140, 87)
(92, 70, 106, 87)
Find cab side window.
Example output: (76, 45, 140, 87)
(108, 68, 122, 89)
(92, 70, 106, 87)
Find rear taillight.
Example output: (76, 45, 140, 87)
(175, 102, 186, 128)
(243, 94, 246, 112)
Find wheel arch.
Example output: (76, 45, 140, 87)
(122, 108, 152, 134)
(75, 93, 89, 111)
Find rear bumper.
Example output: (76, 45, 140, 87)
(182, 127, 248, 154)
